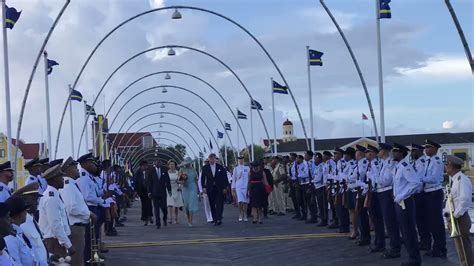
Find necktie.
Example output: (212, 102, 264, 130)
(58, 194, 71, 226)
(33, 219, 44, 239)
(21, 233, 32, 249)
(424, 159, 431, 176)
(413, 161, 417, 171)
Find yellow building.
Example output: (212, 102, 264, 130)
(0, 133, 48, 188)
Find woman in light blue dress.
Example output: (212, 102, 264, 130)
(178, 158, 199, 226)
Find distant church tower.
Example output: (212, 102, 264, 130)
(282, 119, 296, 143)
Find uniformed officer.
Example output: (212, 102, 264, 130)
(312, 153, 327, 226)
(354, 145, 370, 246)
(365, 144, 385, 253)
(13, 183, 48, 266)
(410, 143, 430, 251)
(422, 139, 447, 258)
(270, 156, 286, 216)
(38, 164, 76, 261)
(60, 157, 96, 266)
(334, 148, 350, 233)
(295, 154, 309, 221)
(344, 147, 359, 239)
(376, 143, 402, 259)
(0, 161, 13, 203)
(24, 158, 46, 195)
(392, 143, 422, 266)
(444, 155, 472, 266)
(322, 151, 337, 228)
(38, 158, 51, 192)
(288, 153, 301, 219)
(232, 156, 250, 221)
(302, 151, 317, 223)
(4, 196, 37, 265)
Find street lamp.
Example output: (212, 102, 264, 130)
(172, 9, 182, 19)
(167, 47, 176, 56)
(165, 73, 171, 79)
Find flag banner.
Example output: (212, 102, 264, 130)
(5, 6, 21, 29)
(47, 59, 59, 75)
(203, 146, 207, 153)
(209, 139, 213, 150)
(362, 113, 368, 120)
(225, 123, 232, 131)
(251, 99, 263, 110)
(217, 131, 224, 139)
(86, 104, 96, 116)
(272, 80, 288, 94)
(379, 0, 392, 19)
(237, 110, 247, 119)
(309, 49, 324, 66)
(199, 152, 204, 158)
(70, 90, 83, 102)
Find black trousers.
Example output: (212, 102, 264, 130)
(378, 189, 401, 252)
(303, 184, 317, 220)
(297, 184, 307, 218)
(358, 195, 371, 242)
(336, 203, 350, 231)
(395, 195, 421, 265)
(425, 189, 446, 254)
(368, 192, 385, 248)
(208, 186, 224, 221)
(290, 182, 301, 216)
(152, 197, 168, 225)
(327, 186, 338, 224)
(315, 186, 327, 222)
(139, 193, 153, 221)
(414, 192, 431, 248)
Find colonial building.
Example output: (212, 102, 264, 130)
(263, 120, 474, 173)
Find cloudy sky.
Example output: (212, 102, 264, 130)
(0, 0, 473, 158)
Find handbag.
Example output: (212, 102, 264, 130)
(264, 184, 273, 193)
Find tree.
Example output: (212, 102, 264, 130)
(241, 145, 265, 163)
(219, 146, 236, 168)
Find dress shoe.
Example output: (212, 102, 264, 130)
(382, 250, 401, 259)
(425, 250, 447, 258)
(149, 219, 154, 224)
(348, 234, 359, 240)
(115, 222, 125, 227)
(156, 224, 161, 229)
(216, 220, 222, 225)
(317, 221, 328, 227)
(369, 246, 385, 253)
(143, 221, 148, 226)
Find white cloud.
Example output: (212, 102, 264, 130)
(395, 55, 472, 77)
(149, 0, 165, 9)
(443, 120, 454, 129)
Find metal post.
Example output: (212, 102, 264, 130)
(376, 0, 385, 142)
(236, 109, 240, 157)
(271, 78, 277, 155)
(84, 101, 89, 153)
(224, 126, 228, 166)
(306, 46, 315, 151)
(1, 0, 13, 187)
(68, 85, 75, 157)
(43, 52, 53, 159)
(250, 103, 254, 162)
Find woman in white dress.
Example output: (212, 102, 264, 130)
(167, 160, 183, 224)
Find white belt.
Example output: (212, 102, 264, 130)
(376, 186, 392, 193)
(424, 186, 442, 193)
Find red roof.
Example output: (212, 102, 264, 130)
(10, 138, 42, 160)
(107, 132, 154, 149)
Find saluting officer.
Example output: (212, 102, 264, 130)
(334, 148, 350, 233)
(392, 143, 422, 266)
(410, 143, 430, 251)
(376, 143, 402, 259)
(0, 161, 13, 203)
(365, 144, 385, 253)
(444, 155, 472, 266)
(322, 151, 337, 228)
(422, 139, 447, 258)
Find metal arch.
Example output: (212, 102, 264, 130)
(120, 122, 203, 163)
(128, 140, 193, 168)
(109, 102, 222, 160)
(105, 70, 248, 148)
(131, 149, 183, 169)
(56, 44, 271, 159)
(127, 148, 184, 164)
(121, 130, 199, 163)
(110, 112, 211, 159)
(53, 5, 309, 162)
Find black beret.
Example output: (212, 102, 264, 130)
(24, 158, 41, 169)
(38, 158, 49, 165)
(355, 145, 366, 152)
(378, 143, 392, 151)
(366, 144, 379, 153)
(297, 155, 304, 159)
(424, 139, 441, 148)
(48, 159, 63, 167)
(77, 153, 94, 163)
(0, 161, 13, 172)
(411, 143, 424, 151)
(289, 153, 297, 157)
(392, 143, 409, 153)
(5, 196, 30, 217)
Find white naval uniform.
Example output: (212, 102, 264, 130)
(0, 248, 14, 266)
(4, 224, 37, 266)
(0, 182, 11, 203)
(38, 186, 72, 249)
(232, 164, 250, 203)
(25, 175, 48, 195)
(60, 177, 91, 225)
(446, 171, 472, 218)
(422, 154, 444, 193)
(20, 213, 48, 266)
(78, 169, 104, 207)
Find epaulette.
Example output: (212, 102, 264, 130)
(49, 191, 54, 197)
(29, 176, 35, 180)
(82, 172, 86, 176)
(420, 158, 425, 163)
(435, 156, 440, 160)
(401, 162, 408, 167)
(65, 180, 70, 184)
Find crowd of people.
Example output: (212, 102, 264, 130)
(0, 153, 133, 265)
(0, 138, 472, 266)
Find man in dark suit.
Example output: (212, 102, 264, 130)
(201, 153, 229, 225)
(134, 160, 153, 225)
(147, 160, 172, 229)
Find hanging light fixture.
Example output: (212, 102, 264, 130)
(165, 73, 171, 80)
(171, 9, 182, 19)
(167, 47, 176, 56)
(160, 103, 165, 108)
(160, 114, 164, 118)
(162, 87, 168, 93)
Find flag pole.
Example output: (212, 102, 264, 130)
(306, 46, 315, 151)
(224, 126, 228, 167)
(236, 109, 240, 157)
(250, 103, 255, 162)
(271, 78, 278, 156)
(84, 101, 89, 153)
(376, 0, 386, 143)
(1, 0, 14, 188)
(68, 85, 75, 158)
(43, 52, 53, 159)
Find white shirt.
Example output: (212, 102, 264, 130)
(210, 164, 216, 176)
(448, 171, 472, 218)
(312, 163, 324, 189)
(0, 182, 11, 203)
(20, 214, 48, 266)
(422, 154, 444, 192)
(60, 177, 91, 225)
(232, 164, 250, 190)
(0, 249, 14, 266)
(25, 175, 47, 195)
(78, 169, 103, 207)
(4, 224, 37, 266)
(323, 159, 336, 183)
(38, 185, 72, 249)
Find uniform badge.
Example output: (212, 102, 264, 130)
(29, 176, 35, 180)
(458, 176, 461, 181)
(49, 191, 54, 197)
(435, 156, 440, 160)
(350, 162, 354, 165)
